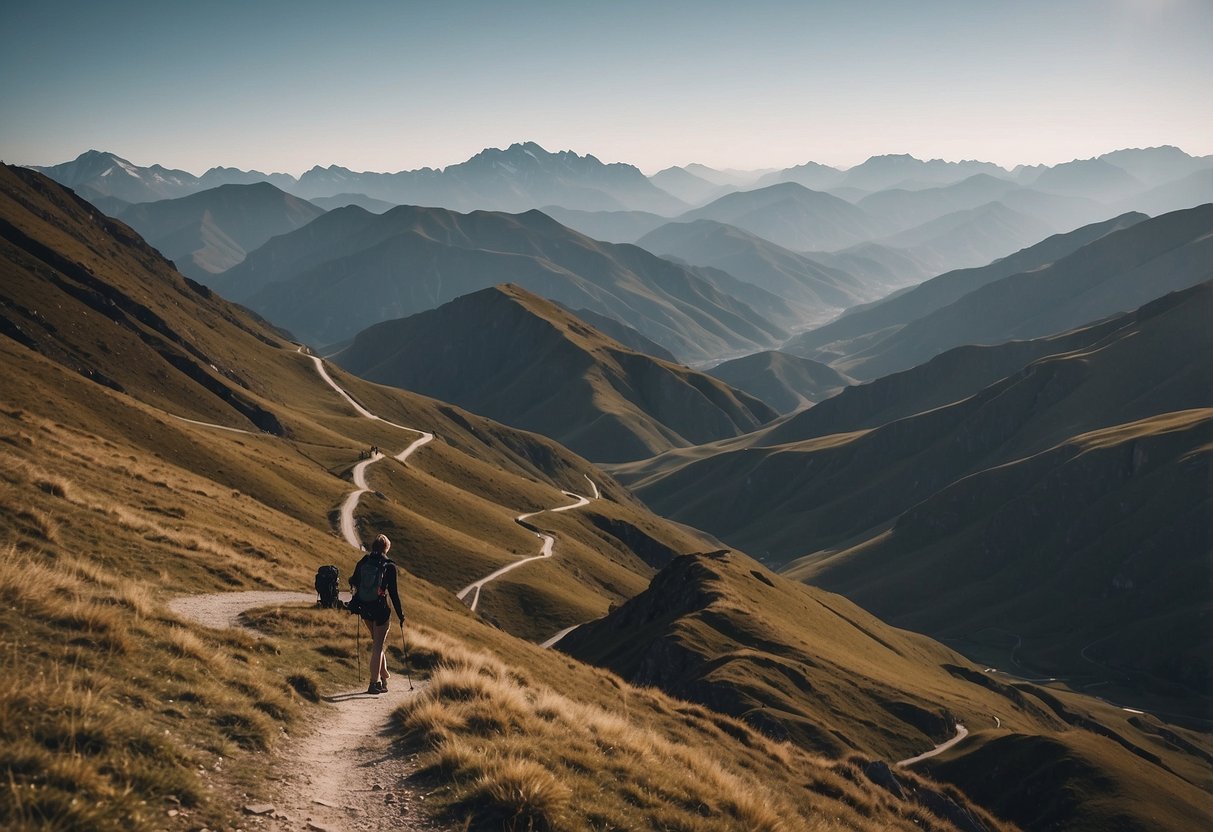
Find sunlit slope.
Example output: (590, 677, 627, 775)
(561, 550, 1213, 832)
(334, 284, 776, 462)
(631, 282, 1212, 562)
(213, 203, 786, 362)
(789, 409, 1212, 708)
(561, 551, 1056, 760)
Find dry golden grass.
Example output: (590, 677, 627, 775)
(393, 626, 1002, 832)
(0, 540, 316, 832)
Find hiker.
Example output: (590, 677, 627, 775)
(349, 533, 405, 694)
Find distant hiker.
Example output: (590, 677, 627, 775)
(348, 533, 404, 694)
(314, 564, 340, 608)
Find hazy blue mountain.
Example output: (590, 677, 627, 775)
(706, 350, 852, 413)
(333, 284, 776, 462)
(196, 166, 297, 191)
(754, 160, 844, 190)
(117, 182, 325, 280)
(1027, 158, 1144, 202)
(843, 204, 1213, 379)
(678, 182, 887, 251)
(213, 204, 786, 361)
(837, 154, 1009, 191)
(1098, 146, 1212, 187)
(538, 206, 668, 243)
(637, 219, 877, 312)
(649, 166, 734, 206)
(874, 201, 1056, 274)
(309, 193, 398, 213)
(785, 212, 1148, 366)
(800, 242, 935, 290)
(1114, 168, 1213, 217)
(682, 163, 773, 187)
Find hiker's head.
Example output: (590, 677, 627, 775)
(372, 534, 391, 555)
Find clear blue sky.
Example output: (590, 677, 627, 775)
(2, 0, 1210, 175)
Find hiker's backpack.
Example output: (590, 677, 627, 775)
(347, 554, 392, 616)
(314, 565, 340, 608)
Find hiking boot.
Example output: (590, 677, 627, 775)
(379, 679, 389, 692)
(366, 682, 383, 695)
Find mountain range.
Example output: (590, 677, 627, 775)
(208, 203, 787, 362)
(783, 211, 1148, 370)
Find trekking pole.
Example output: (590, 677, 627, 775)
(400, 623, 413, 691)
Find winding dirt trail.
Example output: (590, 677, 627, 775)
(896, 724, 969, 767)
(456, 488, 593, 613)
(168, 349, 599, 828)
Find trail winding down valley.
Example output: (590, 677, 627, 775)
(169, 347, 597, 830)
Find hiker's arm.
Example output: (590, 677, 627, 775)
(387, 564, 404, 621)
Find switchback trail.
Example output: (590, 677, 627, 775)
(456, 484, 594, 613)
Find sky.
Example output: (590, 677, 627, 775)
(1, 0, 1210, 176)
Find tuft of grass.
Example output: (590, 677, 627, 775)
(461, 756, 571, 832)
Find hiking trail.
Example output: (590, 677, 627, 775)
(168, 348, 598, 828)
(170, 590, 433, 832)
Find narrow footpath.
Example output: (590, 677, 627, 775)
(170, 348, 596, 829)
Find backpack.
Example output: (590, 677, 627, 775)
(348, 554, 392, 616)
(314, 565, 340, 608)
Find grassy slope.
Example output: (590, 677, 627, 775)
(560, 551, 1213, 832)
(1, 166, 1013, 831)
(334, 284, 776, 462)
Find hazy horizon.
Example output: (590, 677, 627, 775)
(2, 0, 1211, 177)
